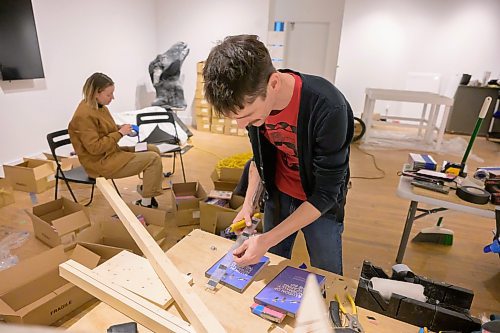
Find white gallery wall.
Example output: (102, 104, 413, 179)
(154, 0, 269, 126)
(0, 0, 157, 167)
(335, 0, 500, 116)
(2, 0, 500, 168)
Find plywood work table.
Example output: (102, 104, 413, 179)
(66, 229, 418, 332)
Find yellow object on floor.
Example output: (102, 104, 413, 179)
(216, 152, 253, 173)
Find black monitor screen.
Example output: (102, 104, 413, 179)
(0, 0, 45, 80)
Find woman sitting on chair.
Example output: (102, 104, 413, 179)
(68, 72, 163, 208)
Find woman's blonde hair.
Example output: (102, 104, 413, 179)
(82, 72, 114, 107)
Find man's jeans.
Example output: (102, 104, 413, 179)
(264, 190, 344, 275)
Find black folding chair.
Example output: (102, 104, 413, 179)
(46, 129, 120, 206)
(136, 110, 187, 182)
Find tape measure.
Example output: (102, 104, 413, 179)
(456, 186, 490, 205)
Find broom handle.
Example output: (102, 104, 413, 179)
(437, 217, 443, 227)
(461, 97, 492, 165)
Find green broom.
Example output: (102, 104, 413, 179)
(413, 97, 493, 246)
(412, 217, 454, 245)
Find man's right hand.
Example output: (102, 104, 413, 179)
(118, 124, 132, 136)
(232, 203, 254, 230)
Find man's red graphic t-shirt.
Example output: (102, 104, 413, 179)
(263, 73, 306, 200)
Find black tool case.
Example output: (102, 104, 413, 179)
(354, 261, 481, 332)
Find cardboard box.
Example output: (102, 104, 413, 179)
(212, 117, 225, 126)
(196, 77, 205, 90)
(194, 98, 210, 108)
(196, 116, 211, 132)
(195, 105, 212, 117)
(200, 195, 244, 234)
(76, 204, 166, 258)
(3, 158, 56, 193)
(237, 128, 248, 137)
(211, 109, 225, 119)
(27, 198, 92, 250)
(210, 124, 225, 134)
(195, 88, 205, 99)
(0, 178, 15, 208)
(0, 245, 99, 326)
(224, 126, 239, 136)
(196, 61, 205, 74)
(171, 182, 207, 226)
(43, 153, 81, 171)
(197, 123, 211, 132)
(223, 118, 239, 136)
(211, 167, 244, 191)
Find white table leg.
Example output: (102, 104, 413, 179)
(424, 104, 437, 144)
(435, 105, 451, 150)
(362, 94, 376, 141)
(430, 104, 441, 138)
(418, 104, 428, 137)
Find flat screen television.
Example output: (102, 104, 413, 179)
(0, 0, 45, 80)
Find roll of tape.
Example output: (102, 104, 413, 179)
(456, 186, 490, 205)
(473, 168, 489, 181)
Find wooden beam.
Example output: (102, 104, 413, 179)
(60, 260, 194, 333)
(294, 274, 332, 333)
(92, 250, 174, 309)
(96, 178, 226, 333)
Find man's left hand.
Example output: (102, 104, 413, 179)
(232, 234, 270, 267)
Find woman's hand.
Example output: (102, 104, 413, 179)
(119, 124, 132, 136)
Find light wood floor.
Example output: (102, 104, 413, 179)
(1, 127, 499, 319)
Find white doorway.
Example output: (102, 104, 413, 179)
(284, 21, 330, 78)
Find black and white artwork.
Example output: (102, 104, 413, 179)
(149, 41, 190, 109)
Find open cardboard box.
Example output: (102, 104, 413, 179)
(3, 158, 56, 193)
(43, 153, 81, 171)
(171, 181, 207, 226)
(26, 198, 92, 250)
(210, 167, 243, 191)
(76, 203, 166, 260)
(199, 194, 244, 233)
(0, 178, 15, 208)
(0, 245, 100, 326)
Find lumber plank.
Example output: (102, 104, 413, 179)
(96, 178, 226, 333)
(60, 259, 194, 333)
(294, 274, 331, 333)
(93, 250, 173, 308)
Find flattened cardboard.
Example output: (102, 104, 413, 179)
(3, 158, 56, 193)
(199, 195, 244, 233)
(0, 178, 15, 208)
(211, 167, 243, 191)
(27, 198, 91, 250)
(0, 245, 99, 325)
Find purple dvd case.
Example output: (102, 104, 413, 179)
(205, 256, 270, 293)
(253, 265, 326, 317)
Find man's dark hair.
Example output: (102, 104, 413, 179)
(203, 35, 276, 117)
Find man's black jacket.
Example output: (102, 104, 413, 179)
(248, 69, 354, 220)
